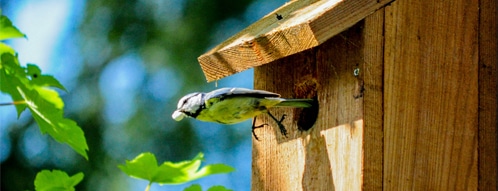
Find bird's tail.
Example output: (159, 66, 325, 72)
(275, 98, 315, 108)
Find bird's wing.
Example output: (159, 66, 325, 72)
(203, 88, 280, 107)
(206, 88, 280, 99)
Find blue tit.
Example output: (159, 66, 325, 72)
(172, 87, 314, 139)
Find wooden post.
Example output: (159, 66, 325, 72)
(383, 0, 480, 189)
(197, 0, 497, 190)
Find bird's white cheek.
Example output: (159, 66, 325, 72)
(172, 111, 185, 121)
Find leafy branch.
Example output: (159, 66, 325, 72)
(119, 152, 235, 191)
(0, 15, 89, 159)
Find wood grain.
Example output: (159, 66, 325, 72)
(252, 23, 368, 191)
(478, 0, 497, 189)
(252, 45, 318, 191)
(361, 9, 385, 191)
(198, 0, 394, 82)
(383, 0, 479, 190)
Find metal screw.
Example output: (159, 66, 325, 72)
(353, 68, 360, 77)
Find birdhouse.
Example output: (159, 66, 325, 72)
(197, 0, 497, 190)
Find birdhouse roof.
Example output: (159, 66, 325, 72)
(197, 0, 393, 82)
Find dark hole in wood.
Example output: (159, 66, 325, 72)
(297, 96, 318, 131)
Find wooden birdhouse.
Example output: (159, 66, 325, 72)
(197, 0, 497, 190)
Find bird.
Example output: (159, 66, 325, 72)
(172, 87, 314, 140)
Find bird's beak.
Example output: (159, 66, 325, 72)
(172, 110, 185, 121)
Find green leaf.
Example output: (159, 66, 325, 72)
(34, 170, 84, 191)
(27, 64, 66, 90)
(119, 152, 235, 185)
(0, 15, 26, 40)
(33, 87, 64, 110)
(27, 63, 42, 75)
(118, 152, 159, 181)
(1, 52, 88, 159)
(1, 52, 21, 68)
(1, 53, 27, 116)
(207, 185, 233, 191)
(184, 184, 202, 191)
(0, 42, 15, 55)
(18, 87, 88, 159)
(26, 64, 67, 108)
(183, 184, 233, 191)
(32, 75, 67, 91)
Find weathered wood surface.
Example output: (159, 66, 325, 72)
(361, 10, 385, 190)
(252, 23, 369, 191)
(383, 0, 480, 190)
(478, 0, 497, 189)
(198, 0, 394, 82)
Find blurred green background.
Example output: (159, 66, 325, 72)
(0, 0, 286, 190)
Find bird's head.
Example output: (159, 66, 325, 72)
(172, 92, 204, 121)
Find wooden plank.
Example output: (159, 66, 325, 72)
(383, 0, 479, 190)
(252, 23, 366, 190)
(198, 0, 394, 82)
(252, 46, 318, 191)
(314, 26, 365, 191)
(478, 0, 497, 189)
(361, 9, 385, 190)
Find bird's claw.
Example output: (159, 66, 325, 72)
(252, 117, 268, 141)
(267, 112, 288, 138)
(253, 113, 289, 140)
(252, 123, 268, 141)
